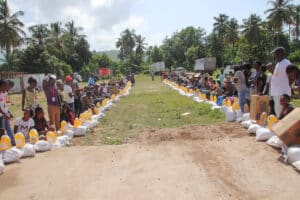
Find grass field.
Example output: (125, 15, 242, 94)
(73, 75, 225, 145)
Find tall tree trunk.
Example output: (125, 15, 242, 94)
(5, 45, 11, 67)
(289, 24, 291, 42)
(232, 42, 235, 63)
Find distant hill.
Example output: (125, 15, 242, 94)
(98, 50, 120, 62)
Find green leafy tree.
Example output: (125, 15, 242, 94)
(265, 0, 293, 43)
(150, 46, 163, 63)
(213, 14, 229, 67)
(241, 14, 265, 45)
(225, 18, 239, 61)
(116, 29, 136, 61)
(0, 0, 25, 65)
(291, 5, 300, 41)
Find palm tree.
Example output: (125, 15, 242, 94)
(213, 14, 229, 67)
(49, 22, 65, 59)
(291, 5, 300, 41)
(213, 14, 229, 41)
(0, 0, 25, 63)
(135, 34, 146, 55)
(116, 29, 136, 60)
(226, 18, 239, 59)
(241, 14, 265, 45)
(28, 24, 50, 46)
(65, 20, 83, 42)
(265, 0, 293, 33)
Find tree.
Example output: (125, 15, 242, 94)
(65, 20, 84, 42)
(241, 14, 265, 45)
(291, 5, 300, 41)
(150, 46, 163, 63)
(213, 14, 229, 67)
(213, 14, 229, 41)
(28, 24, 50, 46)
(265, 0, 293, 32)
(225, 18, 239, 61)
(159, 26, 206, 69)
(135, 34, 146, 55)
(116, 29, 136, 61)
(0, 0, 25, 65)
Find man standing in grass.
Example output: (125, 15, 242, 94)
(270, 47, 291, 118)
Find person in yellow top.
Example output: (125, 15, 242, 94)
(22, 77, 39, 115)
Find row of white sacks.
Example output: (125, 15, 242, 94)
(164, 81, 300, 172)
(0, 87, 132, 175)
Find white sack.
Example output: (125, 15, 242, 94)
(65, 129, 74, 139)
(266, 136, 283, 149)
(224, 107, 236, 122)
(287, 145, 300, 163)
(73, 126, 87, 136)
(242, 113, 250, 122)
(34, 140, 51, 152)
(292, 161, 300, 171)
(256, 128, 274, 141)
(21, 143, 36, 158)
(0, 159, 4, 174)
(3, 147, 23, 164)
(241, 120, 253, 129)
(247, 124, 261, 134)
(56, 136, 71, 147)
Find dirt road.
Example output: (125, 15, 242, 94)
(1, 123, 299, 200)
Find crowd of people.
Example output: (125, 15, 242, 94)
(0, 73, 131, 146)
(167, 47, 300, 119)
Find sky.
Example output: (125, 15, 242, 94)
(9, 0, 300, 51)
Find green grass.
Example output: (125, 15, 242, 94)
(293, 99, 300, 107)
(73, 75, 225, 146)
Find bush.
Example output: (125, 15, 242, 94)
(289, 50, 300, 63)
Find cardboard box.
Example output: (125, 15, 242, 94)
(271, 108, 300, 147)
(250, 95, 269, 121)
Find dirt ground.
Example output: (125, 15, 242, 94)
(0, 123, 299, 200)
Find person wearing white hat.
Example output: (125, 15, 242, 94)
(42, 74, 61, 130)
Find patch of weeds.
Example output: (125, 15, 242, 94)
(104, 137, 123, 145)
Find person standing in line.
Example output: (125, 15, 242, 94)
(270, 47, 291, 118)
(263, 63, 276, 115)
(233, 64, 251, 113)
(64, 76, 75, 114)
(22, 77, 39, 114)
(248, 61, 262, 96)
(151, 71, 155, 81)
(0, 80, 14, 145)
(43, 75, 61, 130)
(72, 73, 81, 117)
(218, 68, 225, 87)
(256, 65, 267, 95)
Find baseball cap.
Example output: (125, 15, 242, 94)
(65, 75, 73, 82)
(49, 74, 57, 80)
(271, 47, 285, 54)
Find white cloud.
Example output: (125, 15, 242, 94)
(9, 0, 146, 51)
